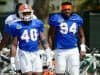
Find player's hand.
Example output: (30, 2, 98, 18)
(80, 44, 86, 59)
(45, 48, 52, 66)
(45, 48, 52, 55)
(10, 57, 16, 71)
(80, 51, 86, 59)
(10, 63, 16, 71)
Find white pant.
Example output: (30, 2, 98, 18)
(54, 47, 80, 75)
(18, 49, 43, 73)
(15, 47, 20, 70)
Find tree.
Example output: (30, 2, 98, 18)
(33, 0, 50, 21)
(80, 0, 100, 11)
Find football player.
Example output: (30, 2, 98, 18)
(0, 3, 23, 75)
(48, 2, 86, 75)
(0, 3, 37, 74)
(9, 4, 51, 75)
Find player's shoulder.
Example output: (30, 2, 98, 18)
(71, 13, 83, 20)
(6, 14, 16, 18)
(71, 13, 83, 25)
(5, 14, 16, 21)
(9, 21, 21, 28)
(5, 14, 20, 24)
(8, 21, 24, 32)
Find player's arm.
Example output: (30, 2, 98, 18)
(0, 19, 12, 50)
(39, 32, 50, 49)
(8, 36, 18, 71)
(78, 26, 86, 58)
(79, 26, 85, 44)
(47, 26, 56, 49)
(10, 37, 18, 57)
(10, 37, 18, 65)
(0, 33, 9, 50)
(39, 31, 53, 67)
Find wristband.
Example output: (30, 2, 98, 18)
(80, 44, 86, 52)
(10, 57, 15, 64)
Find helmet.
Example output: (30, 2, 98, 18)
(18, 4, 33, 21)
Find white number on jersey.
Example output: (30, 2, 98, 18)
(21, 29, 38, 42)
(60, 23, 68, 34)
(60, 22, 77, 34)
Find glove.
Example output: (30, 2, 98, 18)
(45, 48, 52, 67)
(45, 48, 52, 55)
(80, 44, 86, 52)
(80, 44, 86, 59)
(10, 57, 16, 71)
(45, 48, 52, 59)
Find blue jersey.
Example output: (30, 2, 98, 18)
(48, 13, 83, 49)
(4, 14, 37, 35)
(8, 19, 44, 52)
(4, 14, 21, 35)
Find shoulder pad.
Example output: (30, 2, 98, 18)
(70, 13, 83, 25)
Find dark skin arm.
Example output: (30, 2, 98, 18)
(78, 26, 86, 59)
(78, 26, 85, 44)
(47, 26, 56, 49)
(10, 37, 18, 57)
(0, 33, 9, 50)
(39, 32, 50, 49)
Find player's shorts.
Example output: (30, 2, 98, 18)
(54, 47, 80, 75)
(18, 49, 43, 73)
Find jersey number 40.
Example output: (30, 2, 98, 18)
(21, 29, 38, 42)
